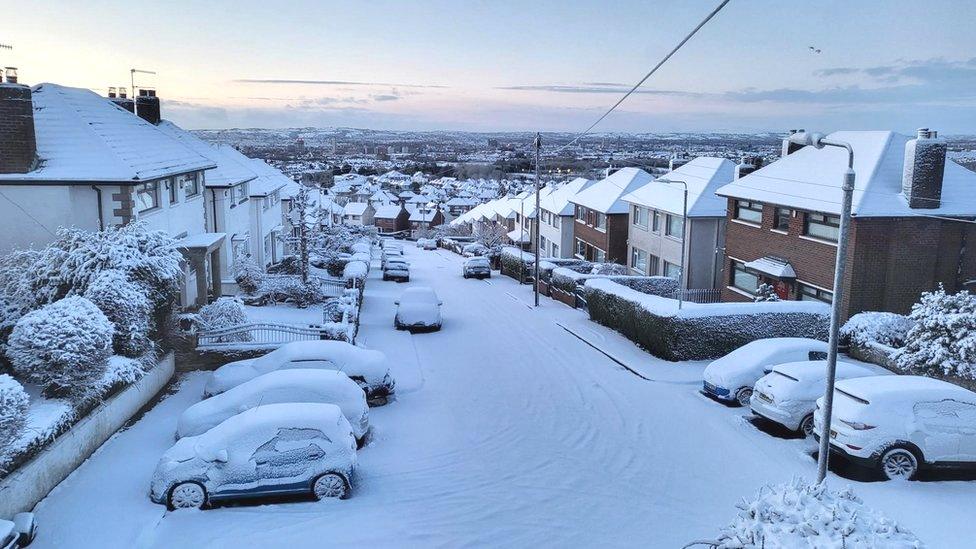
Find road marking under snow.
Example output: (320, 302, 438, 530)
(556, 321, 652, 381)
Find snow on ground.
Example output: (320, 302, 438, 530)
(30, 245, 976, 548)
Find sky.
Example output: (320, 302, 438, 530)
(5, 0, 976, 133)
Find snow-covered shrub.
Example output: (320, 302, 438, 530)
(100, 355, 146, 388)
(714, 478, 921, 548)
(841, 311, 915, 349)
(0, 374, 29, 448)
(612, 276, 679, 297)
(322, 299, 346, 323)
(754, 283, 781, 302)
(343, 260, 369, 286)
(195, 297, 250, 342)
(83, 269, 152, 357)
(257, 277, 326, 308)
(7, 296, 114, 396)
(233, 254, 264, 294)
(589, 262, 629, 276)
(894, 287, 976, 380)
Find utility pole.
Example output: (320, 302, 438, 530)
(662, 179, 688, 309)
(533, 132, 541, 307)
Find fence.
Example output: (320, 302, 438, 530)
(669, 288, 723, 304)
(260, 273, 347, 298)
(197, 322, 333, 349)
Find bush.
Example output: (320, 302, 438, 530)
(234, 254, 265, 293)
(196, 297, 249, 342)
(322, 299, 346, 322)
(841, 311, 915, 349)
(83, 270, 152, 357)
(590, 263, 629, 276)
(343, 261, 369, 286)
(257, 277, 327, 308)
(7, 297, 114, 397)
(0, 374, 29, 448)
(894, 287, 976, 380)
(613, 276, 678, 297)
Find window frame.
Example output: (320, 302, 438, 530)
(134, 182, 160, 213)
(182, 173, 200, 198)
(165, 178, 178, 205)
(734, 200, 763, 225)
(631, 246, 648, 273)
(797, 281, 833, 304)
(651, 210, 661, 232)
(803, 211, 840, 242)
(663, 260, 681, 279)
(730, 259, 760, 294)
(773, 206, 792, 232)
(665, 214, 684, 239)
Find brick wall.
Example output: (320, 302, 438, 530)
(111, 186, 135, 225)
(572, 213, 628, 264)
(0, 84, 37, 173)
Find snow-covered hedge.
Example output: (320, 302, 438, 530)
(582, 278, 829, 361)
(500, 247, 535, 280)
(195, 297, 250, 343)
(549, 266, 678, 300)
(7, 297, 114, 396)
(343, 260, 369, 286)
(83, 269, 152, 357)
(840, 311, 915, 349)
(590, 262, 629, 276)
(894, 287, 976, 381)
(612, 276, 679, 297)
(713, 478, 921, 548)
(0, 374, 29, 451)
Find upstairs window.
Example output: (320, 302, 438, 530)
(576, 206, 585, 221)
(652, 210, 661, 232)
(165, 179, 178, 205)
(595, 212, 607, 230)
(665, 214, 684, 238)
(804, 212, 840, 242)
(237, 182, 249, 205)
(734, 200, 763, 224)
(182, 174, 200, 198)
(633, 205, 648, 229)
(773, 207, 792, 232)
(134, 182, 159, 213)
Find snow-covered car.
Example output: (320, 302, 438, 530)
(151, 403, 357, 509)
(381, 242, 403, 255)
(462, 256, 491, 279)
(750, 360, 887, 436)
(814, 376, 976, 480)
(178, 369, 370, 445)
(0, 513, 36, 549)
(421, 239, 437, 250)
(702, 338, 829, 406)
(461, 243, 488, 257)
(204, 341, 395, 404)
(394, 286, 442, 331)
(382, 259, 410, 282)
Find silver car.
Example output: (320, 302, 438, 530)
(462, 257, 491, 279)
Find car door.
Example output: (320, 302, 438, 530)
(251, 428, 331, 493)
(912, 400, 972, 462)
(951, 400, 976, 462)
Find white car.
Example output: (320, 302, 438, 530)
(814, 376, 976, 480)
(462, 256, 491, 279)
(0, 514, 36, 549)
(750, 360, 887, 436)
(461, 243, 488, 257)
(382, 259, 410, 282)
(702, 338, 829, 406)
(151, 403, 357, 509)
(422, 239, 437, 250)
(394, 286, 442, 331)
(204, 341, 395, 404)
(178, 369, 370, 445)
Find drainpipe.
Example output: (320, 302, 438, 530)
(210, 188, 220, 232)
(91, 185, 104, 230)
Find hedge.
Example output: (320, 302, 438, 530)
(582, 278, 829, 361)
(549, 266, 678, 298)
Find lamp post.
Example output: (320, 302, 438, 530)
(534, 132, 541, 307)
(787, 131, 855, 484)
(661, 179, 688, 309)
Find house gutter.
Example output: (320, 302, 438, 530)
(91, 185, 104, 231)
(210, 188, 220, 233)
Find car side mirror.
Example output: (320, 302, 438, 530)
(214, 449, 228, 463)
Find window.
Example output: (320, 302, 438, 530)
(553, 215, 560, 229)
(182, 174, 200, 198)
(262, 196, 271, 211)
(552, 243, 559, 257)
(803, 212, 840, 242)
(730, 260, 760, 294)
(236, 182, 249, 205)
(632, 205, 648, 229)
(665, 214, 684, 238)
(264, 234, 272, 262)
(575, 238, 586, 258)
(134, 182, 159, 213)
(797, 282, 833, 304)
(576, 206, 585, 221)
(631, 247, 648, 272)
(651, 210, 661, 232)
(663, 261, 681, 278)
(594, 248, 606, 263)
(647, 253, 660, 275)
(165, 179, 177, 204)
(595, 212, 607, 230)
(734, 200, 763, 224)
(773, 207, 792, 232)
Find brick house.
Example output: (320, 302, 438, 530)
(408, 206, 444, 235)
(569, 167, 653, 264)
(715, 129, 976, 319)
(374, 204, 409, 233)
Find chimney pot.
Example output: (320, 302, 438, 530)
(108, 87, 117, 98)
(903, 128, 946, 209)
(4, 67, 18, 84)
(135, 88, 161, 124)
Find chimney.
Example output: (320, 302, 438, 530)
(136, 88, 161, 124)
(902, 128, 946, 209)
(107, 86, 117, 98)
(668, 153, 690, 171)
(734, 155, 758, 179)
(111, 86, 135, 113)
(781, 129, 805, 157)
(0, 68, 37, 174)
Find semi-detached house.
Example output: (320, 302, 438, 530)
(569, 167, 653, 264)
(537, 177, 594, 259)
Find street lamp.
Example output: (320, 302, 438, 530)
(787, 131, 855, 484)
(660, 179, 688, 310)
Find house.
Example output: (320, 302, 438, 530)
(0, 80, 224, 307)
(444, 196, 479, 218)
(243, 157, 289, 270)
(373, 204, 409, 234)
(408, 206, 444, 235)
(714, 129, 976, 319)
(537, 177, 593, 259)
(369, 189, 397, 207)
(342, 202, 375, 226)
(621, 157, 735, 288)
(568, 167, 654, 264)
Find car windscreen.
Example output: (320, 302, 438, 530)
(771, 370, 799, 382)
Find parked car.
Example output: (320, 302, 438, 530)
(421, 239, 437, 250)
(462, 256, 491, 279)
(395, 286, 442, 331)
(204, 341, 395, 404)
(0, 513, 36, 549)
(702, 338, 829, 406)
(750, 360, 888, 436)
(383, 259, 410, 282)
(381, 241, 403, 255)
(151, 403, 357, 509)
(814, 376, 976, 480)
(178, 369, 370, 446)
(462, 243, 488, 257)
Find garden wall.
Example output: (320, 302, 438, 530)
(0, 353, 176, 517)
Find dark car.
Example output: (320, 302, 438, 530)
(462, 256, 491, 279)
(383, 260, 410, 282)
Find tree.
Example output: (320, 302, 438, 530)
(894, 287, 976, 379)
(195, 297, 251, 342)
(0, 373, 29, 447)
(83, 269, 152, 357)
(284, 185, 317, 284)
(233, 254, 264, 294)
(474, 221, 507, 249)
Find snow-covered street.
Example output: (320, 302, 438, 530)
(30, 244, 976, 548)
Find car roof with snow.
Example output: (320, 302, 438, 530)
(713, 338, 828, 365)
(836, 375, 976, 404)
(465, 256, 489, 264)
(253, 341, 387, 374)
(772, 360, 882, 380)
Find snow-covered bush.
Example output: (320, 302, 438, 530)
(99, 355, 146, 389)
(343, 260, 369, 286)
(0, 374, 29, 448)
(841, 311, 915, 349)
(714, 478, 921, 548)
(83, 269, 152, 357)
(754, 283, 781, 302)
(590, 263, 629, 276)
(894, 287, 976, 380)
(322, 299, 346, 323)
(195, 297, 250, 342)
(257, 277, 326, 308)
(7, 296, 114, 396)
(612, 276, 679, 297)
(233, 254, 264, 294)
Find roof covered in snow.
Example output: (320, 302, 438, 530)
(155, 121, 256, 188)
(374, 205, 404, 219)
(539, 177, 594, 216)
(570, 168, 654, 214)
(715, 131, 976, 217)
(0, 84, 215, 183)
(343, 202, 370, 216)
(622, 157, 736, 217)
(744, 256, 796, 279)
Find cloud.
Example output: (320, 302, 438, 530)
(371, 94, 400, 102)
(496, 84, 702, 96)
(233, 78, 447, 89)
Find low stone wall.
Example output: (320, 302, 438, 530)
(0, 353, 176, 517)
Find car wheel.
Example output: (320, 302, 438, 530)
(313, 473, 349, 500)
(879, 446, 919, 481)
(798, 414, 815, 438)
(169, 482, 207, 510)
(734, 387, 753, 407)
